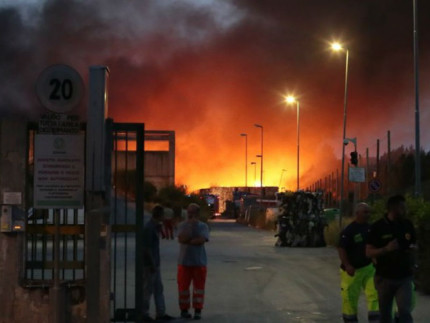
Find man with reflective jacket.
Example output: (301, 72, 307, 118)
(338, 203, 379, 323)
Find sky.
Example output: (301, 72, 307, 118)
(1, 0, 430, 191)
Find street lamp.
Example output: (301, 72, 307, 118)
(250, 161, 257, 186)
(279, 169, 287, 191)
(413, 0, 421, 196)
(254, 124, 263, 189)
(240, 133, 248, 187)
(285, 95, 300, 191)
(330, 41, 350, 227)
(256, 155, 262, 187)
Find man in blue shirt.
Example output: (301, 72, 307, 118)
(177, 203, 210, 320)
(142, 206, 174, 322)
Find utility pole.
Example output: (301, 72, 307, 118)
(254, 124, 263, 192)
(336, 169, 339, 206)
(387, 130, 391, 194)
(366, 148, 369, 198)
(413, 0, 421, 197)
(240, 133, 248, 187)
(376, 139, 380, 178)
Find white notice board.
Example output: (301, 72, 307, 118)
(348, 167, 366, 183)
(34, 134, 84, 209)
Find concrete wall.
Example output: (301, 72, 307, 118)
(0, 119, 49, 323)
(114, 130, 175, 190)
(145, 151, 174, 188)
(145, 131, 175, 190)
(0, 119, 85, 323)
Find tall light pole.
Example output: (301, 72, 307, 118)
(285, 95, 301, 191)
(240, 133, 248, 187)
(413, 0, 421, 197)
(279, 169, 287, 191)
(254, 124, 263, 190)
(256, 155, 262, 187)
(331, 41, 349, 227)
(251, 161, 257, 186)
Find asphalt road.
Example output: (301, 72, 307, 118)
(156, 219, 430, 323)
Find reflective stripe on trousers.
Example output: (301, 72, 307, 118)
(177, 265, 207, 310)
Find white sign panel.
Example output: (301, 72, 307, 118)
(348, 167, 366, 183)
(34, 134, 85, 209)
(3, 192, 22, 205)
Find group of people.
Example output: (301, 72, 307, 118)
(142, 203, 209, 322)
(338, 195, 417, 323)
(141, 194, 417, 322)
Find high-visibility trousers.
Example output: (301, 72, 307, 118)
(340, 263, 380, 323)
(177, 265, 207, 310)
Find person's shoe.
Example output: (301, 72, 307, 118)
(142, 315, 155, 322)
(193, 310, 202, 320)
(180, 310, 192, 319)
(156, 314, 175, 321)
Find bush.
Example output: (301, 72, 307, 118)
(143, 181, 157, 202)
(324, 217, 354, 247)
(156, 185, 210, 223)
(115, 170, 137, 198)
(368, 194, 430, 223)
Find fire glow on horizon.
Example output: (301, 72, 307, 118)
(2, 0, 430, 192)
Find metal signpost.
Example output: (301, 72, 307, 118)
(35, 64, 84, 323)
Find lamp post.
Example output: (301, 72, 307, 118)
(331, 42, 349, 228)
(285, 95, 301, 191)
(254, 124, 263, 189)
(251, 161, 257, 186)
(413, 0, 421, 197)
(279, 169, 287, 191)
(256, 155, 262, 188)
(240, 133, 248, 187)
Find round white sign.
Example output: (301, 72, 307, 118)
(36, 64, 84, 113)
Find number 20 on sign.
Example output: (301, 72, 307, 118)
(36, 64, 84, 114)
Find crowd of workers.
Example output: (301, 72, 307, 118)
(141, 194, 417, 323)
(338, 195, 416, 323)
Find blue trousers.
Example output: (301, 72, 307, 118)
(143, 267, 166, 317)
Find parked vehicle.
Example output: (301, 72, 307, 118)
(202, 194, 220, 218)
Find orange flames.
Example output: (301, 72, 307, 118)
(105, 3, 422, 193)
(108, 52, 344, 192)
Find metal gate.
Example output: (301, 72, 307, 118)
(110, 122, 145, 322)
(25, 123, 86, 286)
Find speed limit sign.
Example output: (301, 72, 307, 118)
(36, 64, 84, 113)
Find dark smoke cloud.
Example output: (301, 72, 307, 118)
(1, 0, 429, 189)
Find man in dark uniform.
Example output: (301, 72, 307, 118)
(366, 195, 417, 323)
(142, 206, 174, 322)
(338, 203, 379, 323)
